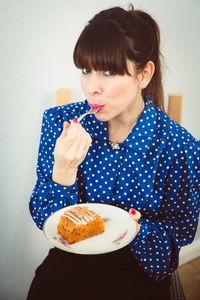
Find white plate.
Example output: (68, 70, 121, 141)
(43, 203, 137, 255)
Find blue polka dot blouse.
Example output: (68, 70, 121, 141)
(30, 97, 200, 281)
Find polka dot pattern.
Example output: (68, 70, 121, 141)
(29, 97, 200, 281)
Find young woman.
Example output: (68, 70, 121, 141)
(28, 5, 200, 300)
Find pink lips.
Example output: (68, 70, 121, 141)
(90, 104, 105, 111)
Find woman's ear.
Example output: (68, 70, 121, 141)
(138, 61, 155, 89)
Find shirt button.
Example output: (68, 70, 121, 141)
(70, 188, 76, 194)
(109, 141, 120, 150)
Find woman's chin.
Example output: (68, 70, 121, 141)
(94, 111, 110, 122)
(95, 115, 108, 122)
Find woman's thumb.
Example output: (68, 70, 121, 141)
(129, 208, 141, 222)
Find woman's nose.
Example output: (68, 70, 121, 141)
(88, 76, 103, 95)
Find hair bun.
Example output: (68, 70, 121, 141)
(128, 3, 135, 12)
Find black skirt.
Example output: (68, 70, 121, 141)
(27, 246, 170, 300)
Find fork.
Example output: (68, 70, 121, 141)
(77, 107, 100, 122)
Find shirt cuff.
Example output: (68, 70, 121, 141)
(48, 178, 78, 201)
(131, 221, 151, 246)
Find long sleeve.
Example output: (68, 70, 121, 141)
(130, 141, 200, 281)
(29, 109, 79, 229)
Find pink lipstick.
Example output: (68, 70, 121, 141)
(90, 104, 105, 111)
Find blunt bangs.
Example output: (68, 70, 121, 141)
(73, 21, 132, 75)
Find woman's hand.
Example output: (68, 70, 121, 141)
(52, 119, 92, 186)
(129, 208, 141, 234)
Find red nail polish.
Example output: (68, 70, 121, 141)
(131, 209, 136, 215)
(73, 118, 78, 123)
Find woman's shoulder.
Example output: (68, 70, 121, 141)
(43, 100, 89, 123)
(40, 100, 89, 140)
(155, 106, 200, 155)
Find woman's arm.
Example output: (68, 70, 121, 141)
(130, 143, 200, 281)
(29, 109, 91, 229)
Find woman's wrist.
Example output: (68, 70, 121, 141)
(52, 165, 77, 186)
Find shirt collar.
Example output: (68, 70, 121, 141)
(82, 97, 157, 155)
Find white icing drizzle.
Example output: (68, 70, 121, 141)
(61, 207, 96, 225)
(62, 212, 84, 225)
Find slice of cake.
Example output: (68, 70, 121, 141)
(57, 206, 105, 244)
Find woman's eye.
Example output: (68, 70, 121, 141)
(104, 70, 115, 76)
(82, 68, 91, 74)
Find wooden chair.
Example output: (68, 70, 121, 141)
(167, 94, 183, 125)
(56, 89, 185, 299)
(56, 88, 71, 106)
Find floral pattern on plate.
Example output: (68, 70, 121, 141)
(53, 236, 73, 250)
(112, 230, 128, 245)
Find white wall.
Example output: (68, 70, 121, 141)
(0, 0, 199, 299)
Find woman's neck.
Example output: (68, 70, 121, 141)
(108, 95, 145, 144)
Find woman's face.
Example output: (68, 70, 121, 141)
(80, 60, 143, 122)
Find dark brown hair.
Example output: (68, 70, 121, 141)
(73, 5, 165, 111)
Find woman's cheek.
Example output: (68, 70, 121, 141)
(109, 83, 126, 98)
(107, 84, 130, 109)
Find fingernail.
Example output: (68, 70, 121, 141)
(73, 118, 78, 123)
(131, 209, 136, 215)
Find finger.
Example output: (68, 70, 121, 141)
(56, 121, 78, 150)
(62, 121, 70, 136)
(60, 120, 80, 146)
(83, 134, 92, 153)
(129, 208, 141, 222)
(77, 132, 92, 158)
(67, 124, 88, 155)
(63, 121, 70, 131)
(57, 122, 70, 140)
